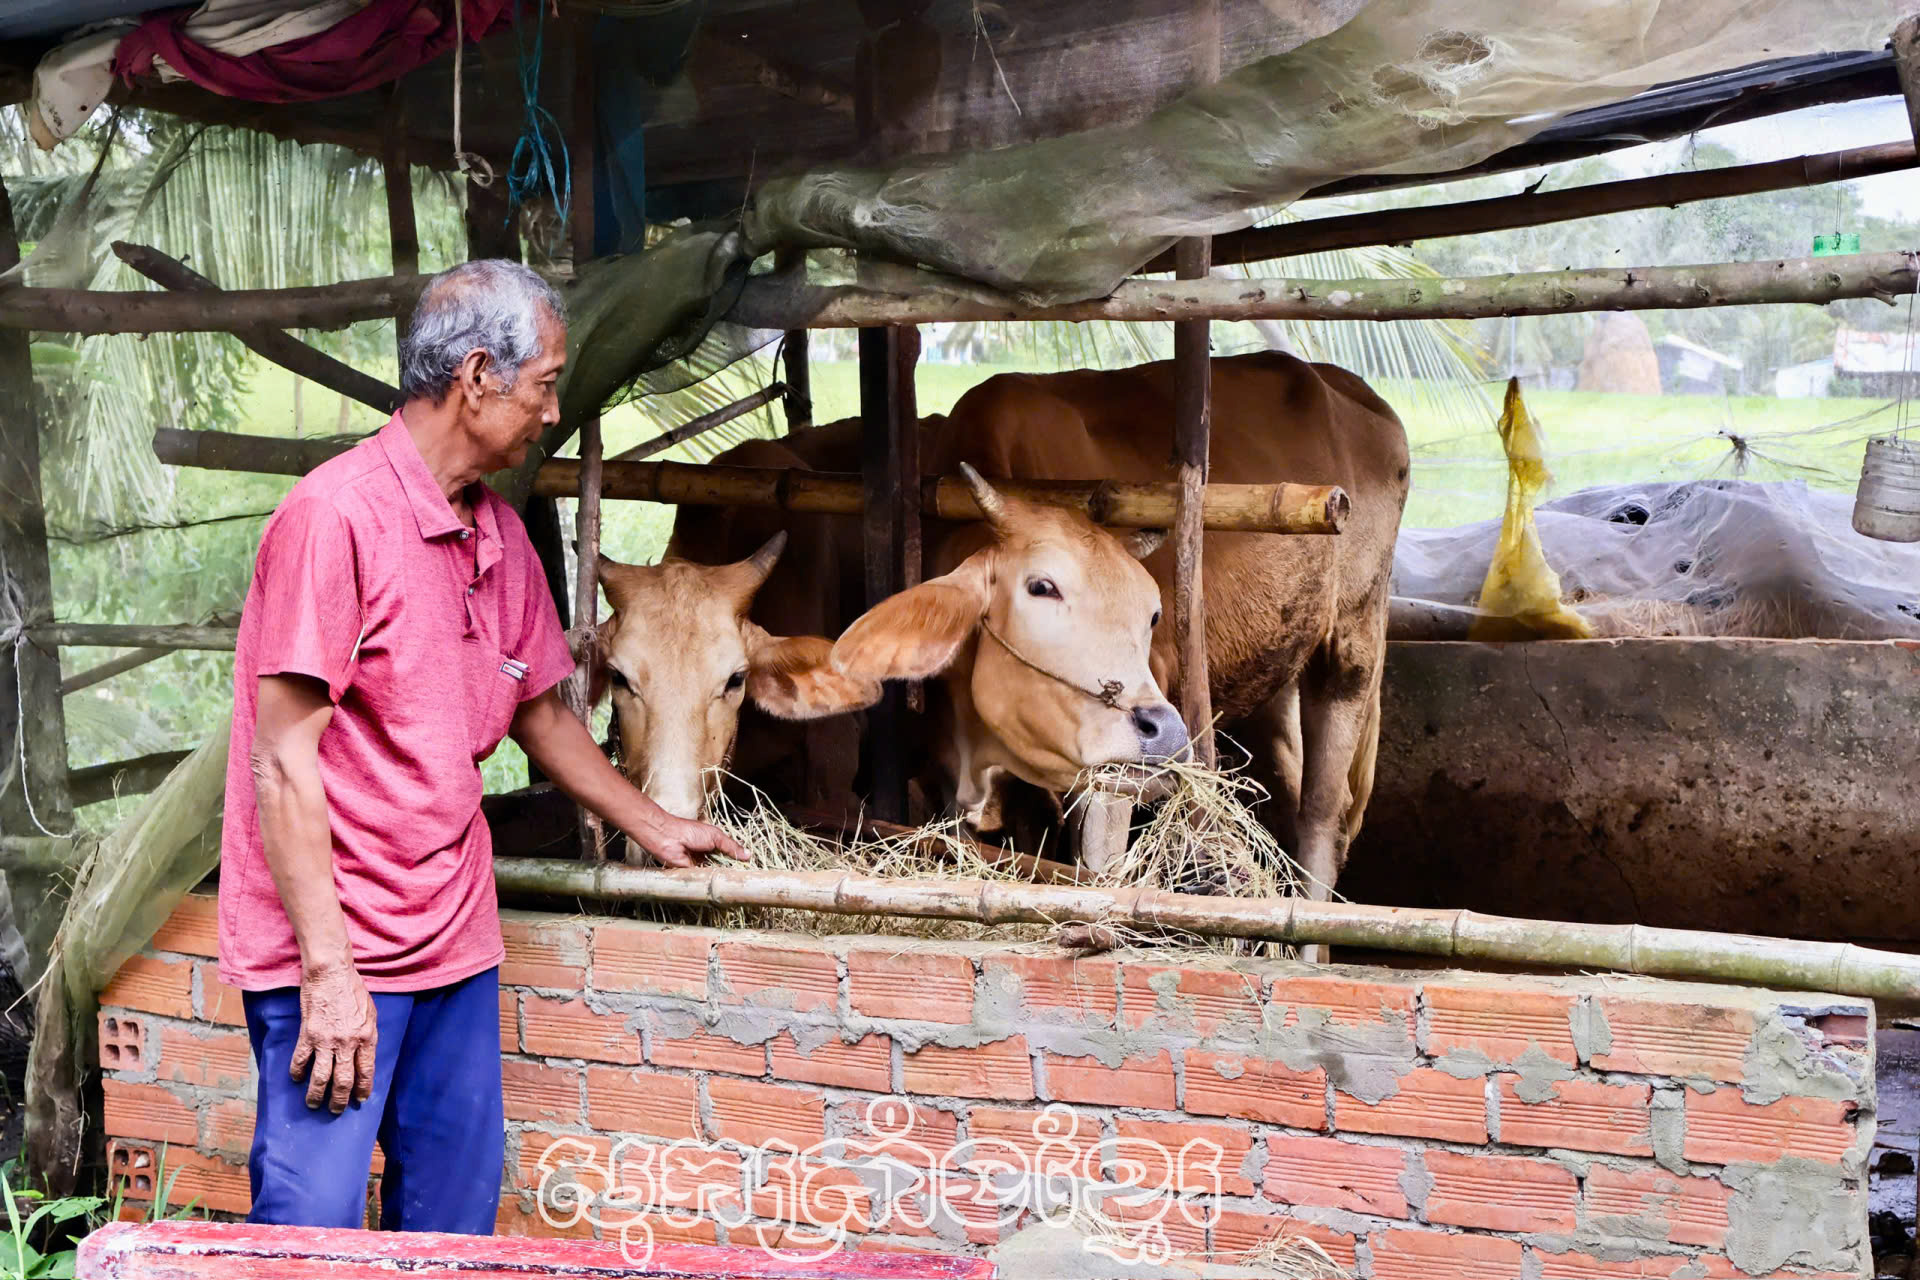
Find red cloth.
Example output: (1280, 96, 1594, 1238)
(218, 414, 574, 992)
(115, 0, 516, 104)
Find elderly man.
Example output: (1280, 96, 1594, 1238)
(217, 259, 744, 1233)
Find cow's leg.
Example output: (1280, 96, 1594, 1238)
(1294, 615, 1387, 964)
(1236, 680, 1304, 858)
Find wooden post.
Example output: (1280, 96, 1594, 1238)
(1894, 17, 1920, 149)
(0, 173, 73, 992)
(382, 81, 419, 360)
(859, 326, 911, 823)
(782, 330, 813, 431)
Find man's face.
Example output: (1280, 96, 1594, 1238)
(470, 308, 566, 471)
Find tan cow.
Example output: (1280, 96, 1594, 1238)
(594, 452, 882, 820)
(832, 352, 1410, 905)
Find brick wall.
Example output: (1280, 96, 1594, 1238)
(98, 894, 1876, 1278)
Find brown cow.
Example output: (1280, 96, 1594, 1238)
(594, 460, 882, 820)
(832, 352, 1410, 907)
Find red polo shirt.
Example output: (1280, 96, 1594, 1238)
(218, 414, 575, 992)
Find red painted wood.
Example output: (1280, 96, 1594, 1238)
(79, 1222, 995, 1280)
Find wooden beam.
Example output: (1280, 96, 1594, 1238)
(67, 749, 193, 809)
(383, 82, 421, 356)
(0, 173, 72, 995)
(1146, 140, 1920, 272)
(60, 647, 170, 697)
(113, 243, 402, 413)
(859, 326, 908, 823)
(1171, 236, 1215, 766)
(33, 623, 237, 652)
(154, 426, 1352, 534)
(609, 384, 785, 463)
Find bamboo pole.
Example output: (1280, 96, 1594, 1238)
(489, 858, 1920, 1002)
(112, 243, 403, 414)
(12, 251, 1920, 336)
(152, 427, 1349, 534)
(60, 647, 169, 697)
(609, 383, 787, 463)
(33, 624, 237, 652)
(1145, 140, 1919, 271)
(730, 252, 1920, 330)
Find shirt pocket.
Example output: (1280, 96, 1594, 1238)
(466, 639, 527, 760)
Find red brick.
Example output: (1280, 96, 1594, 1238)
(1263, 1134, 1407, 1218)
(1585, 1163, 1730, 1248)
(494, 1197, 598, 1240)
(102, 955, 193, 1019)
(714, 940, 838, 1013)
(1122, 964, 1263, 1034)
(966, 1107, 1103, 1181)
(706, 1077, 827, 1151)
(770, 1033, 892, 1092)
(157, 1027, 252, 1091)
(730, 1222, 845, 1253)
(1114, 1118, 1253, 1195)
(518, 1129, 613, 1198)
(1423, 1148, 1577, 1233)
(847, 950, 974, 1022)
(500, 989, 519, 1053)
(982, 954, 1117, 1024)
(608, 1139, 742, 1213)
(1683, 1090, 1856, 1166)
(1335, 1069, 1487, 1144)
(1211, 1210, 1357, 1270)
(501, 916, 590, 989)
(832, 1098, 960, 1167)
(197, 962, 245, 1026)
(99, 1012, 147, 1072)
(592, 923, 710, 998)
(647, 1022, 767, 1077)
(108, 1142, 251, 1215)
(1044, 1049, 1176, 1111)
(503, 1060, 582, 1125)
(1185, 1050, 1326, 1128)
(1591, 996, 1756, 1082)
(902, 1036, 1033, 1101)
(1536, 1249, 1698, 1279)
(585, 1067, 701, 1139)
(1101, 1193, 1209, 1257)
(150, 894, 219, 957)
(753, 1157, 874, 1232)
(522, 996, 641, 1064)
(1423, 983, 1576, 1064)
(1371, 1229, 1525, 1280)
(1499, 1077, 1652, 1156)
(102, 1080, 198, 1147)
(598, 1207, 720, 1247)
(204, 1099, 254, 1155)
(1268, 974, 1416, 1030)
(928, 1177, 1012, 1245)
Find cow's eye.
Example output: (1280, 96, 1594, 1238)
(608, 668, 631, 692)
(1150, 609, 1162, 628)
(725, 669, 747, 693)
(1027, 577, 1061, 599)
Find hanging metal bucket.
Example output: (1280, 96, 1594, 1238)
(1852, 436, 1920, 542)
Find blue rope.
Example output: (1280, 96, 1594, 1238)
(506, 0, 571, 245)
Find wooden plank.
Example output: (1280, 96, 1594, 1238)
(0, 171, 73, 991)
(78, 1221, 995, 1279)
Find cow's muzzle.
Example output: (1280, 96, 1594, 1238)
(1131, 701, 1189, 762)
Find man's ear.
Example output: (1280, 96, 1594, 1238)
(456, 346, 493, 406)
(831, 550, 992, 683)
(742, 625, 883, 721)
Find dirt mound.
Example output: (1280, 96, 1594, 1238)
(1577, 313, 1663, 395)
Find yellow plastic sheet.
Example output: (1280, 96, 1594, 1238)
(1469, 378, 1594, 642)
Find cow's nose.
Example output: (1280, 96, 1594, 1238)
(1131, 702, 1189, 761)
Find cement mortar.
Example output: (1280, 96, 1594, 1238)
(1740, 1011, 1870, 1106)
(1722, 1157, 1865, 1275)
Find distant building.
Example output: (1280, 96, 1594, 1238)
(1774, 357, 1835, 399)
(1833, 328, 1920, 396)
(1654, 335, 1744, 395)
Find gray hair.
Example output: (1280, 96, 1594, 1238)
(398, 259, 567, 401)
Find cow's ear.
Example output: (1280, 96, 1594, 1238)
(743, 625, 883, 721)
(586, 615, 618, 707)
(832, 550, 993, 682)
(1124, 528, 1167, 560)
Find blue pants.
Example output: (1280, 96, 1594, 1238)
(243, 967, 504, 1233)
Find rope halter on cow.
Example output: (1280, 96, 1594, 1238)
(977, 615, 1126, 711)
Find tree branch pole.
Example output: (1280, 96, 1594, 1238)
(67, 749, 194, 808)
(60, 646, 170, 697)
(112, 243, 402, 413)
(1172, 241, 1215, 765)
(33, 623, 237, 652)
(1144, 140, 1918, 271)
(608, 383, 787, 463)
(488, 858, 1920, 1003)
(1895, 17, 1920, 154)
(382, 81, 420, 360)
(7, 252, 1917, 335)
(153, 426, 1348, 534)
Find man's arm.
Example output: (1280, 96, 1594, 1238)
(252, 673, 378, 1114)
(510, 688, 746, 865)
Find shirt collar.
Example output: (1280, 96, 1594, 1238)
(382, 411, 505, 542)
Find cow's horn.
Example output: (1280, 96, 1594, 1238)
(720, 530, 787, 611)
(960, 463, 1012, 532)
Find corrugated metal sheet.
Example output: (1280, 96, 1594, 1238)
(0, 1, 156, 40)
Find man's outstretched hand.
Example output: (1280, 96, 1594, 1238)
(627, 810, 748, 867)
